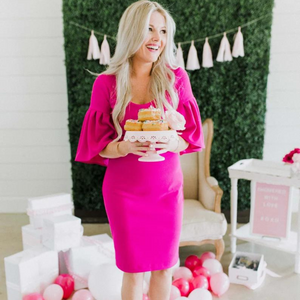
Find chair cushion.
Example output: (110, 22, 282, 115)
(180, 199, 227, 242)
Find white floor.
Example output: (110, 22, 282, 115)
(1, 213, 300, 300)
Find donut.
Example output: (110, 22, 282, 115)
(138, 106, 161, 121)
(124, 119, 143, 131)
(142, 120, 169, 131)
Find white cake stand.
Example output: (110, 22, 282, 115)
(124, 130, 179, 162)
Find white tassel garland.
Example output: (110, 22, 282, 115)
(216, 32, 232, 62)
(176, 43, 185, 69)
(100, 35, 111, 65)
(87, 30, 101, 60)
(232, 26, 244, 58)
(202, 38, 213, 68)
(186, 40, 200, 70)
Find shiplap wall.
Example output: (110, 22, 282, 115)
(0, 0, 299, 212)
(0, 0, 71, 212)
(263, 0, 300, 161)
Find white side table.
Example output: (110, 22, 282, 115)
(228, 159, 300, 274)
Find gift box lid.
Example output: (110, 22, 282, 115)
(27, 193, 73, 211)
(43, 214, 81, 227)
(22, 224, 42, 236)
(4, 245, 58, 288)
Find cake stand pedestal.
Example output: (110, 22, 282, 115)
(124, 130, 179, 162)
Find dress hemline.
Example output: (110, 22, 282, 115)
(115, 254, 179, 273)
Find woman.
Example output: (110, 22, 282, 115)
(75, 1, 205, 299)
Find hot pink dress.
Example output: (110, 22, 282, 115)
(75, 67, 205, 273)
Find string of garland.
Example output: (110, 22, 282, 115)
(69, 13, 272, 70)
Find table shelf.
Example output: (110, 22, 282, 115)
(232, 223, 297, 254)
(228, 159, 300, 273)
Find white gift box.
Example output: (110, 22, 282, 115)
(42, 214, 83, 252)
(21, 224, 68, 274)
(27, 193, 74, 229)
(62, 233, 115, 290)
(4, 245, 58, 300)
(22, 224, 43, 250)
(229, 251, 265, 287)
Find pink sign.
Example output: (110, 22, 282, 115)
(252, 182, 290, 238)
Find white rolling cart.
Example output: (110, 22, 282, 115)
(228, 159, 300, 274)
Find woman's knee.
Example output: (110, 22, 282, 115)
(151, 268, 173, 278)
(123, 272, 144, 285)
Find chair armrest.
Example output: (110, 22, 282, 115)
(207, 176, 218, 186)
(206, 176, 223, 214)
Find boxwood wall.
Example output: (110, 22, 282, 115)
(62, 0, 274, 215)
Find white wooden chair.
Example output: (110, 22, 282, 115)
(179, 118, 227, 260)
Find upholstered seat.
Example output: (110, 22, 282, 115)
(179, 119, 227, 260)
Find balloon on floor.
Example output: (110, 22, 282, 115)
(88, 263, 123, 300)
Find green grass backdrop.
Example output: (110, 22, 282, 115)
(62, 0, 274, 215)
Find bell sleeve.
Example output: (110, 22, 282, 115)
(75, 74, 117, 167)
(175, 67, 205, 155)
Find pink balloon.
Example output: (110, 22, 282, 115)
(184, 255, 201, 271)
(54, 274, 74, 299)
(202, 259, 223, 276)
(173, 267, 193, 280)
(190, 275, 209, 290)
(23, 293, 44, 300)
(142, 294, 149, 300)
(172, 278, 190, 297)
(72, 289, 94, 300)
(43, 284, 64, 300)
(210, 272, 230, 297)
(187, 279, 194, 294)
(199, 252, 216, 265)
(192, 266, 211, 279)
(169, 285, 181, 300)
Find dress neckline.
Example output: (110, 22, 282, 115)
(130, 100, 155, 106)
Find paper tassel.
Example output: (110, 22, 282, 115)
(87, 30, 101, 60)
(216, 32, 232, 62)
(176, 43, 185, 69)
(232, 27, 244, 58)
(100, 35, 111, 65)
(202, 38, 213, 68)
(186, 40, 200, 70)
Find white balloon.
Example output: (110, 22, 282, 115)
(143, 279, 149, 294)
(188, 288, 212, 300)
(144, 271, 151, 285)
(174, 297, 188, 300)
(173, 267, 193, 280)
(43, 284, 63, 300)
(88, 263, 123, 300)
(202, 259, 223, 276)
(171, 257, 181, 275)
(170, 285, 181, 300)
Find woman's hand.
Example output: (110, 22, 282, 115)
(118, 140, 152, 157)
(154, 137, 189, 154)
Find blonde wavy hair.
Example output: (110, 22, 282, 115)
(96, 0, 179, 141)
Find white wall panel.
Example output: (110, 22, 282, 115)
(0, 129, 70, 146)
(0, 146, 71, 163)
(0, 180, 71, 197)
(0, 57, 66, 76)
(0, 0, 71, 212)
(0, 76, 67, 94)
(0, 0, 62, 19)
(0, 94, 68, 111)
(263, 0, 300, 161)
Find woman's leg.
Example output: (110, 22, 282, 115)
(121, 272, 144, 300)
(148, 268, 173, 300)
